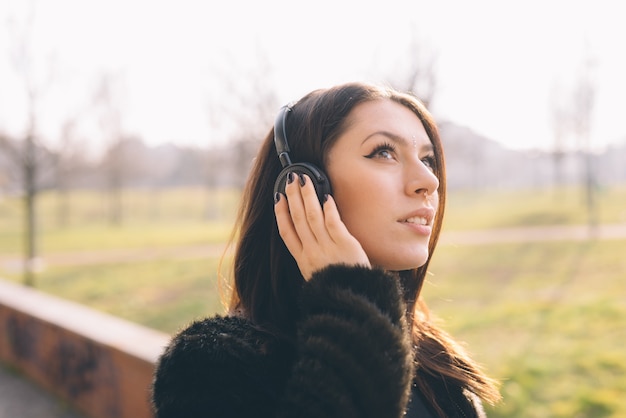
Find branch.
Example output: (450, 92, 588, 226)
(0, 132, 22, 162)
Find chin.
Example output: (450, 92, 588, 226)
(375, 253, 429, 272)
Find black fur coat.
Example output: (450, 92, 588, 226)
(152, 265, 485, 418)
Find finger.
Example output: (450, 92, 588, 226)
(284, 172, 317, 245)
(274, 191, 303, 254)
(299, 174, 329, 243)
(285, 173, 316, 244)
(322, 194, 352, 243)
(323, 194, 371, 268)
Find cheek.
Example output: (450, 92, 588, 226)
(333, 184, 370, 221)
(332, 179, 389, 237)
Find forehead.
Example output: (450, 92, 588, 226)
(340, 99, 429, 145)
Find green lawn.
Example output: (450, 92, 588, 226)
(1, 185, 625, 417)
(27, 257, 227, 332)
(427, 239, 626, 417)
(443, 185, 626, 230)
(0, 187, 239, 254)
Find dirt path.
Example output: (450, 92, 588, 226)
(2, 224, 626, 270)
(438, 223, 626, 246)
(0, 244, 229, 271)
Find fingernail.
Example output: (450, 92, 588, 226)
(287, 172, 294, 184)
(274, 192, 281, 204)
(299, 174, 306, 187)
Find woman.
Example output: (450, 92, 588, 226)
(152, 82, 500, 417)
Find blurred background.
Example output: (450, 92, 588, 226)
(1, 0, 625, 417)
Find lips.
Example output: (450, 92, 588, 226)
(399, 207, 435, 227)
(402, 216, 428, 226)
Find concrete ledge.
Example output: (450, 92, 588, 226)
(0, 279, 171, 418)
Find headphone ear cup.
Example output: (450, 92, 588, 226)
(274, 163, 332, 205)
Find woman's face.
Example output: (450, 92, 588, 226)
(326, 99, 439, 271)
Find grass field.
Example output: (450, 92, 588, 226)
(427, 239, 626, 417)
(1, 185, 625, 417)
(1, 185, 626, 254)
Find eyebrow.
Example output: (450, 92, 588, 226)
(362, 130, 434, 153)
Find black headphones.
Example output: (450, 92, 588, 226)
(273, 104, 332, 204)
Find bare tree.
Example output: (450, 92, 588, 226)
(53, 118, 89, 227)
(384, 25, 439, 109)
(93, 72, 128, 225)
(1, 3, 56, 286)
(0, 97, 49, 287)
(572, 48, 598, 229)
(204, 47, 280, 202)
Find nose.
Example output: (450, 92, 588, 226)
(405, 159, 439, 198)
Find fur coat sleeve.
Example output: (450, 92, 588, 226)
(151, 265, 415, 418)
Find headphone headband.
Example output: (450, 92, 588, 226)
(274, 104, 293, 168)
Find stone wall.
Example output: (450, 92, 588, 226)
(0, 280, 170, 418)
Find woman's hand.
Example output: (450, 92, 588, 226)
(274, 173, 371, 281)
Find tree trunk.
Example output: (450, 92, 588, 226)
(23, 132, 37, 287)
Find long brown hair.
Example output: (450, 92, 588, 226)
(225, 82, 500, 415)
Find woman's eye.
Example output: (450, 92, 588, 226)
(421, 155, 436, 171)
(365, 143, 396, 160)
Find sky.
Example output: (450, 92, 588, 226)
(1, 0, 625, 156)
